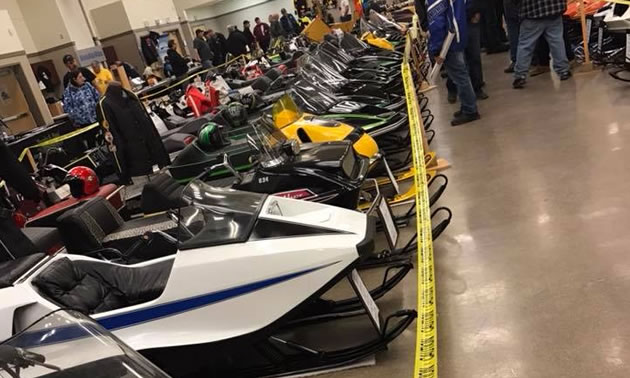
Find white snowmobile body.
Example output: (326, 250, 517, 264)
(603, 3, 630, 32)
(0, 181, 372, 354)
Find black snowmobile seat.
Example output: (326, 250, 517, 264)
(21, 227, 62, 253)
(141, 173, 185, 214)
(33, 257, 173, 314)
(57, 197, 177, 257)
(0, 253, 45, 288)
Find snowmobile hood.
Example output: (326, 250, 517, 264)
(282, 141, 360, 173)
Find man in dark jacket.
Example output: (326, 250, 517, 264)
(253, 17, 271, 51)
(226, 25, 249, 57)
(205, 30, 227, 65)
(62, 54, 96, 88)
(512, 0, 571, 89)
(428, 0, 480, 126)
(0, 140, 41, 261)
(446, 0, 488, 103)
(503, 0, 519, 73)
(193, 29, 214, 70)
(280, 8, 299, 36)
(166, 40, 189, 77)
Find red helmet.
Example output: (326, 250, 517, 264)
(64, 166, 100, 198)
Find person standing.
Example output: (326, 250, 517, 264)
(243, 20, 256, 50)
(280, 8, 299, 36)
(428, 0, 480, 126)
(166, 40, 189, 77)
(226, 25, 249, 57)
(512, 0, 571, 89)
(62, 70, 101, 127)
(205, 30, 227, 65)
(503, 0, 520, 73)
(193, 29, 214, 70)
(62, 54, 96, 88)
(254, 17, 271, 52)
(90, 61, 113, 95)
(446, 0, 488, 103)
(270, 14, 285, 39)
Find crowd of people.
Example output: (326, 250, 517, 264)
(419, 0, 574, 127)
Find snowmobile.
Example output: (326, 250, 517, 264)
(0, 310, 169, 377)
(169, 98, 381, 183)
(2, 182, 416, 377)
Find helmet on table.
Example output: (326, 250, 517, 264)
(64, 166, 99, 198)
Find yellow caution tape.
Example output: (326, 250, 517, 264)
(138, 54, 249, 101)
(17, 122, 100, 162)
(402, 36, 438, 378)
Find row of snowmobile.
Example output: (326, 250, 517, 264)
(0, 24, 450, 378)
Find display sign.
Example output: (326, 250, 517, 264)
(378, 195, 398, 250)
(76, 46, 106, 67)
(348, 269, 381, 333)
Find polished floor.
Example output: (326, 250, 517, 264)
(325, 53, 630, 378)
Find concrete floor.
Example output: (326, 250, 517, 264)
(325, 52, 630, 377)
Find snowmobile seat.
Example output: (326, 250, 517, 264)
(141, 173, 185, 214)
(162, 132, 195, 154)
(0, 253, 46, 288)
(33, 257, 173, 314)
(56, 197, 178, 261)
(21, 227, 62, 254)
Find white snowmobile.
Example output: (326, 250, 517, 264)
(0, 181, 416, 377)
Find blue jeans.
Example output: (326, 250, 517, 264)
(514, 16, 569, 80)
(444, 50, 478, 115)
(505, 16, 520, 63)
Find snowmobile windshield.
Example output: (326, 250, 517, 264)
(313, 48, 349, 73)
(272, 94, 304, 129)
(369, 10, 403, 32)
(340, 32, 370, 52)
(320, 42, 354, 65)
(291, 81, 339, 114)
(0, 310, 168, 378)
(297, 54, 348, 89)
(178, 180, 266, 249)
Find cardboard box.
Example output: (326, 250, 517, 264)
(0, 69, 30, 118)
(5, 113, 35, 135)
(47, 101, 64, 117)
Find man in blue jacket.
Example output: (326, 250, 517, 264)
(428, 0, 480, 126)
(512, 0, 570, 88)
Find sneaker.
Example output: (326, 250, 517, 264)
(559, 71, 572, 81)
(476, 89, 489, 100)
(504, 62, 515, 73)
(529, 65, 550, 77)
(512, 78, 526, 89)
(451, 112, 481, 126)
(447, 92, 457, 104)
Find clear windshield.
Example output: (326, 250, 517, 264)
(340, 32, 369, 51)
(0, 310, 168, 378)
(178, 180, 265, 250)
(369, 10, 403, 32)
(297, 54, 348, 90)
(291, 81, 339, 114)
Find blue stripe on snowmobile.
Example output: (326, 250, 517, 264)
(97, 261, 341, 331)
(10, 262, 341, 348)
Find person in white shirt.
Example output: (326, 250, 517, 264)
(340, 0, 352, 22)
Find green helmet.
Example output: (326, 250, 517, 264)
(197, 122, 227, 151)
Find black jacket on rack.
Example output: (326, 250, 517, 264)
(97, 84, 170, 182)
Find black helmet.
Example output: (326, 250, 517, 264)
(197, 122, 229, 152)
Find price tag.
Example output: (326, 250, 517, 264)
(348, 269, 381, 333)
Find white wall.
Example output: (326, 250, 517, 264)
(122, 0, 179, 29)
(0, 9, 24, 55)
(19, 0, 71, 51)
(188, 0, 295, 34)
(56, 0, 95, 49)
(90, 1, 132, 38)
(80, 0, 119, 36)
(0, 0, 36, 53)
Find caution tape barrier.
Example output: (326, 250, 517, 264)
(402, 36, 438, 378)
